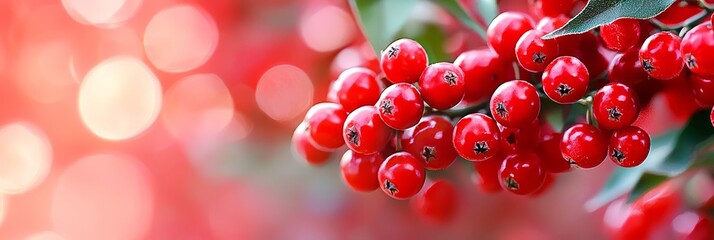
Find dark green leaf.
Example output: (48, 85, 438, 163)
(431, 0, 487, 40)
(350, 0, 420, 56)
(648, 110, 714, 176)
(406, 24, 449, 63)
(476, 0, 498, 24)
(543, 0, 677, 39)
(627, 173, 669, 202)
(562, 103, 588, 130)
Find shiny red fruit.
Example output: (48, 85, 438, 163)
(516, 29, 560, 73)
(377, 83, 424, 130)
(490, 80, 541, 128)
(600, 19, 641, 52)
(332, 67, 383, 112)
(380, 38, 428, 83)
(529, 0, 579, 18)
(401, 116, 457, 170)
(639, 32, 684, 80)
(343, 106, 393, 154)
(454, 49, 506, 103)
(542, 56, 590, 104)
(682, 22, 714, 77)
(419, 62, 466, 110)
(340, 150, 384, 192)
(411, 180, 458, 223)
(378, 152, 426, 200)
(561, 123, 608, 169)
(690, 74, 714, 106)
(498, 119, 540, 154)
(609, 126, 650, 168)
(536, 131, 570, 173)
(292, 122, 332, 165)
(609, 47, 650, 87)
(305, 102, 348, 150)
(487, 12, 534, 61)
(473, 155, 505, 193)
(593, 83, 640, 130)
(499, 152, 546, 195)
(453, 113, 502, 161)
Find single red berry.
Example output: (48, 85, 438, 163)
(380, 38, 428, 84)
(343, 106, 393, 154)
(689, 70, 714, 107)
(609, 126, 650, 168)
(516, 29, 560, 73)
(487, 12, 534, 61)
(542, 56, 590, 104)
(639, 32, 684, 80)
(536, 131, 570, 173)
(453, 113, 502, 161)
(499, 151, 546, 195)
(378, 152, 426, 199)
(473, 155, 505, 193)
(593, 83, 640, 130)
(498, 119, 540, 154)
(490, 80, 541, 128)
(411, 180, 458, 223)
(332, 67, 383, 112)
(305, 102, 348, 150)
(401, 116, 457, 170)
(529, 0, 579, 18)
(681, 23, 714, 78)
(454, 49, 506, 103)
(600, 18, 641, 52)
(419, 62, 466, 110)
(377, 83, 424, 130)
(340, 150, 384, 192)
(536, 15, 583, 55)
(292, 122, 332, 165)
(561, 123, 609, 168)
(609, 47, 650, 87)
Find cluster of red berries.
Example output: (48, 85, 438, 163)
(293, 1, 714, 223)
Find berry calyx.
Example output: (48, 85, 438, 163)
(401, 116, 457, 170)
(378, 152, 426, 200)
(343, 106, 393, 154)
(609, 126, 651, 168)
(418, 62, 466, 110)
(453, 113, 502, 161)
(516, 29, 560, 73)
(487, 12, 535, 61)
(592, 83, 640, 130)
(600, 18, 641, 52)
(380, 38, 429, 83)
(340, 150, 384, 192)
(411, 180, 458, 223)
(542, 56, 590, 104)
(377, 83, 425, 130)
(498, 119, 540, 154)
(332, 67, 383, 112)
(498, 151, 546, 195)
(305, 102, 349, 150)
(639, 32, 684, 80)
(490, 80, 541, 128)
(561, 123, 609, 169)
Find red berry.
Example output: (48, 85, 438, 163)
(561, 123, 608, 168)
(377, 83, 424, 129)
(573, 32, 611, 81)
(536, 131, 570, 173)
(609, 47, 650, 87)
(487, 12, 534, 61)
(639, 32, 684, 80)
(418, 62, 466, 110)
(343, 106, 393, 154)
(542, 56, 590, 104)
(490, 80, 541, 128)
(684, 212, 714, 240)
(609, 126, 650, 168)
(411, 180, 457, 223)
(292, 122, 332, 165)
(453, 113, 502, 161)
(498, 119, 540, 154)
(499, 151, 546, 195)
(593, 83, 640, 130)
(378, 152, 426, 199)
(305, 102, 348, 150)
(454, 49, 506, 103)
(473, 155, 505, 193)
(401, 116, 457, 170)
(600, 19, 641, 52)
(682, 23, 714, 78)
(690, 74, 714, 106)
(536, 15, 583, 55)
(332, 67, 383, 112)
(380, 39, 428, 84)
(516, 29, 560, 73)
(529, 0, 579, 18)
(340, 150, 384, 192)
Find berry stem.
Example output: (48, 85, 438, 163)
(512, 62, 521, 80)
(425, 101, 488, 119)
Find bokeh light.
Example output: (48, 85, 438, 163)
(256, 65, 314, 122)
(300, 5, 357, 52)
(61, 0, 142, 27)
(144, 4, 218, 73)
(51, 154, 154, 240)
(78, 56, 162, 140)
(0, 123, 52, 195)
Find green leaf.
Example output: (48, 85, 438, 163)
(562, 103, 588, 130)
(406, 24, 449, 63)
(350, 0, 420, 56)
(648, 111, 714, 176)
(627, 173, 669, 202)
(543, 0, 677, 39)
(431, 0, 487, 40)
(476, 0, 498, 24)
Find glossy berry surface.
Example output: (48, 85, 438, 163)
(343, 106, 392, 154)
(689, 74, 714, 106)
(380, 38, 428, 83)
(411, 180, 457, 223)
(681, 23, 714, 78)
(609, 126, 650, 168)
(454, 49, 506, 103)
(561, 123, 608, 169)
(418, 62, 466, 110)
(487, 12, 534, 61)
(332, 67, 383, 112)
(639, 32, 684, 80)
(377, 83, 424, 130)
(592, 83, 639, 130)
(490, 80, 541, 128)
(305, 102, 348, 150)
(453, 113, 502, 161)
(340, 150, 384, 192)
(609, 47, 649, 87)
(600, 18, 641, 52)
(378, 152, 426, 200)
(473, 156, 505, 193)
(498, 152, 546, 195)
(401, 116, 457, 170)
(536, 132, 570, 173)
(292, 122, 332, 165)
(516, 29, 559, 73)
(542, 56, 590, 104)
(498, 119, 540, 154)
